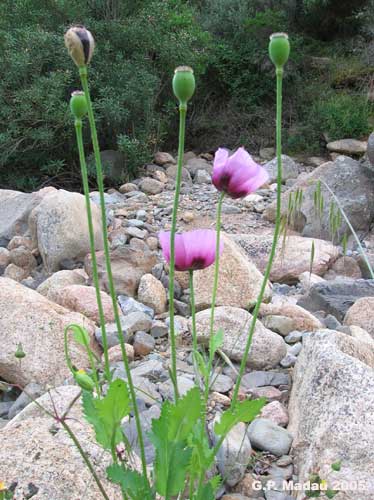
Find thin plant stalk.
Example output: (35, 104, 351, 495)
(61, 420, 110, 500)
(189, 270, 198, 354)
(231, 67, 284, 407)
(79, 65, 147, 479)
(74, 118, 110, 385)
(168, 103, 188, 401)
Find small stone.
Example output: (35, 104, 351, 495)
(174, 299, 190, 317)
(4, 263, 29, 281)
(298, 271, 325, 290)
(139, 177, 164, 195)
(154, 151, 176, 165)
(249, 386, 282, 401)
(166, 165, 192, 183)
(133, 331, 155, 356)
(276, 455, 293, 467)
(194, 169, 211, 184)
(0, 247, 10, 269)
(118, 295, 154, 318)
(280, 353, 297, 368)
(121, 311, 153, 334)
(240, 371, 290, 390)
(0, 401, 13, 418)
(125, 226, 147, 239)
(180, 211, 195, 223)
(10, 246, 37, 270)
(284, 331, 303, 344)
(137, 274, 167, 314)
(211, 373, 234, 393)
(248, 418, 293, 456)
(331, 256, 361, 279)
(211, 392, 231, 406)
(326, 139, 367, 155)
(324, 314, 341, 330)
(122, 405, 161, 464)
(150, 320, 168, 338)
(344, 296, 374, 338)
(146, 236, 158, 251)
(222, 204, 242, 214)
(260, 401, 289, 427)
(160, 375, 195, 400)
(262, 315, 295, 336)
(288, 342, 302, 356)
(7, 236, 34, 251)
(106, 344, 134, 363)
(119, 182, 137, 194)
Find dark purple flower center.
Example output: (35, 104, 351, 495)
(189, 257, 206, 270)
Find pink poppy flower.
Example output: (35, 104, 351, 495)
(212, 147, 269, 199)
(159, 229, 223, 272)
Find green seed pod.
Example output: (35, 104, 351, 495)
(64, 26, 95, 67)
(269, 32, 290, 68)
(15, 343, 26, 359)
(173, 66, 195, 105)
(70, 91, 88, 119)
(74, 369, 95, 392)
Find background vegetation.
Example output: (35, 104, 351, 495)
(1, 0, 374, 190)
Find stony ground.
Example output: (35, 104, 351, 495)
(0, 144, 374, 500)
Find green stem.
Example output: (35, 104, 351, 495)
(79, 66, 148, 480)
(74, 119, 111, 383)
(61, 420, 110, 500)
(189, 270, 197, 354)
(168, 103, 187, 401)
(231, 67, 284, 407)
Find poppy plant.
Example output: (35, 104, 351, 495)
(159, 229, 223, 272)
(212, 147, 269, 199)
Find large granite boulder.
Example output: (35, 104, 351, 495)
(0, 277, 99, 386)
(264, 156, 374, 239)
(193, 233, 271, 310)
(0, 386, 119, 499)
(288, 330, 374, 499)
(191, 306, 286, 369)
(29, 189, 104, 272)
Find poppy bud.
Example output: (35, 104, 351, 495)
(15, 343, 26, 359)
(70, 91, 88, 119)
(173, 66, 195, 105)
(269, 32, 290, 68)
(74, 369, 95, 391)
(64, 26, 95, 67)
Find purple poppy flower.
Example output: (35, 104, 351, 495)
(159, 229, 223, 272)
(212, 147, 269, 199)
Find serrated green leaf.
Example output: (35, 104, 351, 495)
(331, 460, 341, 471)
(83, 379, 130, 449)
(209, 328, 224, 356)
(107, 464, 153, 500)
(148, 388, 202, 497)
(214, 398, 266, 436)
(194, 481, 215, 500)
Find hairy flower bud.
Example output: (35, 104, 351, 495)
(70, 91, 88, 119)
(173, 66, 195, 105)
(74, 369, 95, 391)
(15, 342, 26, 359)
(269, 32, 290, 68)
(64, 26, 95, 67)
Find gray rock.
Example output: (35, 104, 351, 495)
(284, 331, 303, 344)
(240, 371, 290, 390)
(122, 405, 160, 464)
(264, 156, 374, 239)
(95, 320, 128, 348)
(130, 359, 166, 380)
(297, 279, 374, 321)
(193, 307, 287, 370)
(288, 330, 374, 499)
(139, 177, 164, 195)
(323, 314, 342, 330)
(133, 331, 155, 356)
(159, 375, 195, 400)
(136, 209, 147, 221)
(262, 316, 295, 336)
(287, 342, 302, 356)
(194, 169, 211, 184)
(264, 491, 294, 500)
(0, 401, 13, 418)
(280, 353, 297, 368)
(264, 155, 299, 183)
(327, 139, 367, 155)
(8, 382, 43, 420)
(127, 219, 145, 228)
(125, 226, 147, 239)
(118, 295, 154, 318)
(150, 320, 168, 338)
(247, 418, 293, 456)
(212, 420, 252, 487)
(211, 373, 234, 393)
(185, 157, 212, 176)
